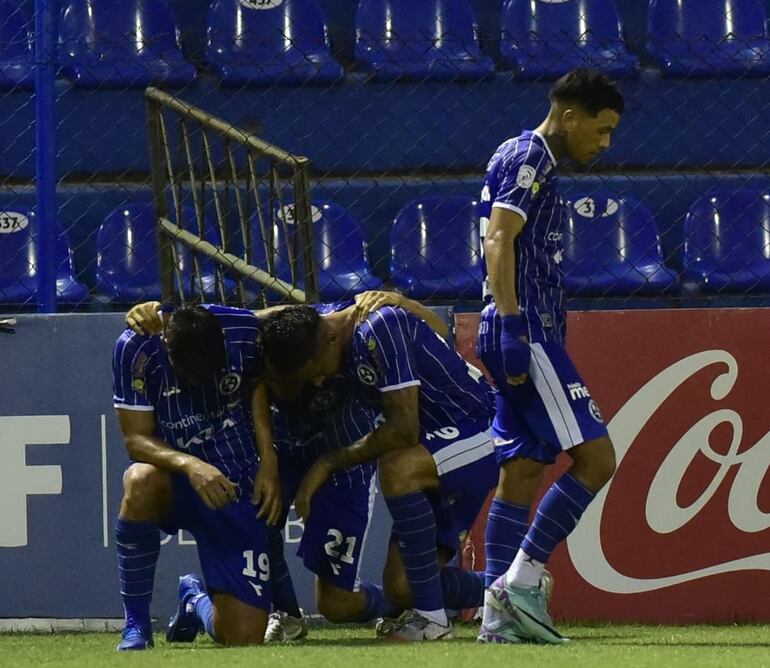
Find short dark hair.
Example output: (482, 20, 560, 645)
(260, 305, 320, 376)
(549, 68, 624, 117)
(166, 306, 226, 383)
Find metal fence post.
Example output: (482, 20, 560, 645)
(34, 0, 57, 313)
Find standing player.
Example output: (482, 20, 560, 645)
(259, 302, 499, 641)
(113, 304, 276, 649)
(475, 68, 622, 644)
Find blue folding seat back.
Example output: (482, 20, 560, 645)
(0, 207, 88, 305)
(250, 201, 381, 300)
(647, 0, 770, 77)
(206, 0, 343, 86)
(390, 196, 483, 299)
(563, 192, 677, 296)
(97, 202, 191, 302)
(0, 1, 34, 89)
(684, 190, 770, 293)
(501, 0, 638, 79)
(355, 0, 494, 82)
(59, 0, 196, 88)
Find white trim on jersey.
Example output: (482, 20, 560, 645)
(352, 474, 378, 593)
(492, 201, 528, 221)
(529, 343, 583, 449)
(532, 130, 557, 165)
(433, 430, 494, 476)
(379, 380, 421, 392)
(113, 403, 154, 412)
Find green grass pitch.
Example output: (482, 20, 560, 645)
(1, 624, 768, 668)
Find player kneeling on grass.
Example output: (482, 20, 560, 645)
(113, 304, 279, 650)
(260, 300, 499, 642)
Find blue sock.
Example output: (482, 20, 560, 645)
(440, 567, 485, 610)
(385, 492, 445, 621)
(116, 519, 160, 632)
(484, 498, 530, 587)
(267, 527, 302, 618)
(192, 593, 218, 642)
(521, 473, 594, 564)
(355, 581, 402, 621)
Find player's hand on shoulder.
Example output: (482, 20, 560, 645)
(126, 301, 163, 336)
(354, 290, 404, 323)
(184, 459, 238, 510)
(500, 314, 530, 386)
(252, 459, 283, 526)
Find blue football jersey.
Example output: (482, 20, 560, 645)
(479, 130, 567, 343)
(112, 305, 262, 482)
(342, 305, 494, 433)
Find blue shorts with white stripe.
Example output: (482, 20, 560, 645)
(477, 310, 608, 464)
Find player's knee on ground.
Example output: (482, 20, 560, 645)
(211, 594, 267, 646)
(569, 436, 617, 493)
(119, 463, 172, 521)
(378, 445, 439, 497)
(316, 579, 366, 623)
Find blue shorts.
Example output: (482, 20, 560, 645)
(477, 304, 609, 465)
(280, 457, 377, 592)
(162, 473, 271, 611)
(418, 420, 498, 552)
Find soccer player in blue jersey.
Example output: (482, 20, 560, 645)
(475, 68, 623, 644)
(112, 304, 276, 650)
(259, 301, 499, 641)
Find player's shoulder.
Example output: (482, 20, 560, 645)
(113, 328, 160, 365)
(313, 299, 355, 316)
(492, 131, 552, 176)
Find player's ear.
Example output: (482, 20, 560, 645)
(562, 107, 581, 132)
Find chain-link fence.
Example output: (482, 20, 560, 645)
(2, 0, 770, 313)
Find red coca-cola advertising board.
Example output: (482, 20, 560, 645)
(455, 308, 770, 623)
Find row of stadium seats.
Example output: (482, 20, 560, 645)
(2, 189, 770, 305)
(2, 0, 770, 89)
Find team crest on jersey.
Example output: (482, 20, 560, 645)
(219, 372, 242, 395)
(588, 399, 603, 423)
(516, 165, 536, 189)
(356, 363, 378, 386)
(310, 389, 337, 412)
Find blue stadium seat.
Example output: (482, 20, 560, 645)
(390, 195, 483, 299)
(250, 201, 381, 300)
(0, 207, 88, 305)
(96, 202, 190, 302)
(500, 0, 638, 80)
(58, 0, 196, 88)
(206, 0, 343, 87)
(647, 0, 770, 77)
(355, 0, 494, 82)
(563, 191, 678, 296)
(0, 1, 34, 89)
(683, 190, 770, 293)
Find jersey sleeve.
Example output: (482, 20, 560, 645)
(358, 307, 421, 393)
(492, 143, 550, 222)
(112, 330, 154, 411)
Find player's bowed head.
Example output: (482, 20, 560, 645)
(545, 68, 624, 166)
(164, 306, 227, 386)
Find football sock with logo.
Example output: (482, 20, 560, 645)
(385, 492, 448, 626)
(116, 519, 160, 632)
(191, 593, 218, 642)
(484, 497, 530, 587)
(355, 582, 402, 622)
(267, 527, 302, 619)
(506, 473, 594, 589)
(440, 567, 485, 610)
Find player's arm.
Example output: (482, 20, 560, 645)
(294, 386, 419, 519)
(485, 207, 530, 386)
(249, 382, 283, 525)
(116, 408, 237, 510)
(354, 291, 449, 339)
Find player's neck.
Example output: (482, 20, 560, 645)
(324, 308, 357, 345)
(533, 118, 566, 163)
